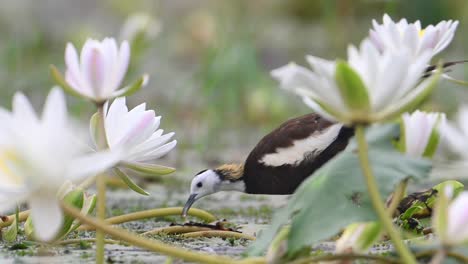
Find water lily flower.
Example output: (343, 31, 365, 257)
(0, 88, 119, 241)
(433, 191, 468, 245)
(441, 106, 468, 158)
(400, 110, 446, 158)
(272, 39, 439, 124)
(55, 38, 147, 103)
(91, 97, 177, 182)
(370, 14, 458, 58)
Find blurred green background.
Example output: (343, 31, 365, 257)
(1, 0, 467, 168)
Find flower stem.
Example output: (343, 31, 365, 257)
(78, 207, 216, 231)
(415, 249, 468, 263)
(60, 202, 240, 264)
(288, 253, 400, 264)
(96, 104, 108, 264)
(355, 126, 416, 264)
(55, 238, 127, 246)
(96, 172, 106, 264)
(181, 231, 256, 240)
(388, 178, 408, 216)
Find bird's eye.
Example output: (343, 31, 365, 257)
(196, 182, 203, 188)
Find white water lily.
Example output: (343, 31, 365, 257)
(64, 38, 147, 102)
(272, 39, 439, 124)
(400, 110, 446, 158)
(0, 88, 119, 241)
(445, 192, 468, 245)
(441, 106, 468, 158)
(370, 14, 458, 58)
(433, 191, 468, 245)
(94, 97, 177, 172)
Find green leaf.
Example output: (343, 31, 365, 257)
(89, 112, 106, 148)
(24, 216, 34, 240)
(3, 218, 17, 243)
(121, 162, 176, 176)
(68, 194, 97, 234)
(422, 115, 443, 158)
(112, 74, 148, 98)
(335, 60, 370, 112)
(357, 222, 382, 251)
(50, 65, 91, 100)
(247, 124, 432, 256)
(55, 190, 84, 240)
(114, 168, 150, 196)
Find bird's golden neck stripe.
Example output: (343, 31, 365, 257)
(216, 163, 244, 181)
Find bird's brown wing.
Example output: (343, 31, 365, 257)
(243, 113, 354, 194)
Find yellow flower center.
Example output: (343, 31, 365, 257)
(0, 149, 24, 186)
(418, 29, 426, 38)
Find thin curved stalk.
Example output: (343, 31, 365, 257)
(182, 231, 256, 240)
(416, 249, 468, 263)
(61, 202, 239, 264)
(355, 126, 417, 264)
(96, 172, 106, 264)
(288, 253, 400, 264)
(55, 238, 127, 246)
(388, 178, 408, 216)
(142, 226, 212, 236)
(78, 207, 216, 231)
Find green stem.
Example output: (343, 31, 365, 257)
(96, 104, 108, 264)
(78, 207, 216, 231)
(355, 126, 417, 264)
(181, 230, 255, 240)
(56, 238, 127, 246)
(288, 253, 400, 264)
(60, 202, 239, 264)
(388, 178, 408, 216)
(96, 172, 106, 264)
(416, 249, 468, 263)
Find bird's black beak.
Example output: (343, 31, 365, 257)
(182, 194, 197, 217)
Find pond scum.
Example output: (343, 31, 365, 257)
(0, 13, 467, 264)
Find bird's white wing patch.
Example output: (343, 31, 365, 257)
(259, 123, 342, 167)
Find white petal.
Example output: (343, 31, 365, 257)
(12, 92, 38, 123)
(129, 131, 175, 159)
(65, 43, 88, 95)
(29, 194, 63, 241)
(117, 111, 156, 148)
(104, 97, 128, 147)
(42, 88, 67, 128)
(302, 97, 338, 122)
(114, 41, 130, 91)
(80, 40, 106, 98)
(135, 140, 177, 162)
(447, 192, 468, 243)
(67, 150, 122, 181)
(440, 122, 468, 158)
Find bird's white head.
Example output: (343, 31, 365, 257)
(182, 164, 245, 217)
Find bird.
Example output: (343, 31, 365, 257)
(181, 60, 468, 216)
(182, 113, 355, 216)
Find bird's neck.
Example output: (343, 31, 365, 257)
(214, 163, 246, 192)
(219, 179, 246, 192)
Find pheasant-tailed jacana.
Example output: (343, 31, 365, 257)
(182, 113, 354, 216)
(181, 60, 467, 216)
